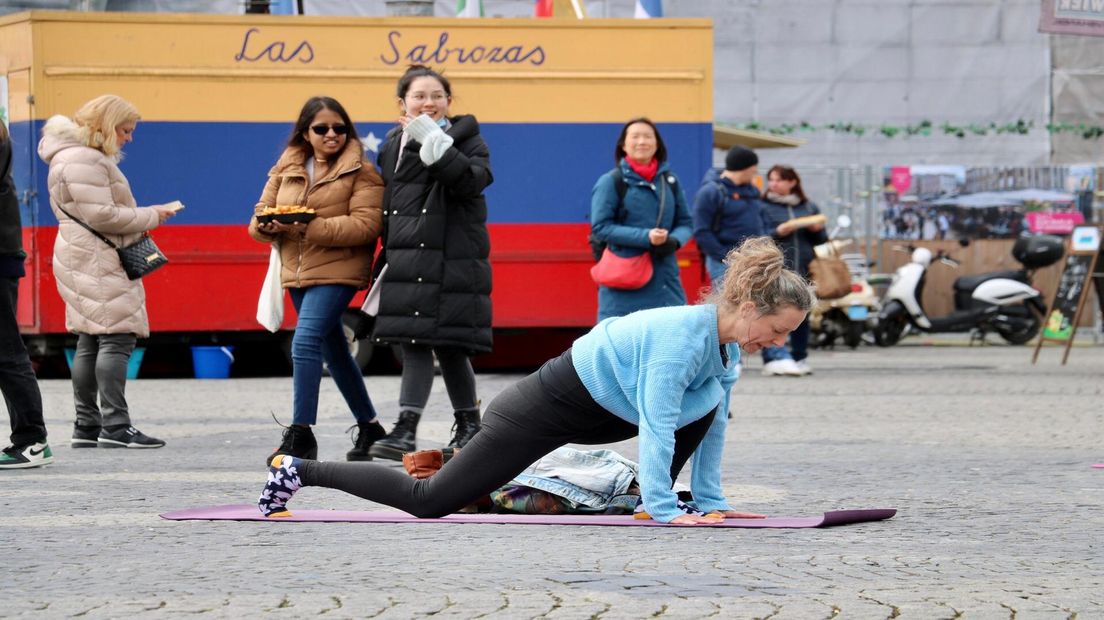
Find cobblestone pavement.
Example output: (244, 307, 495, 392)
(3, 343, 1102, 619)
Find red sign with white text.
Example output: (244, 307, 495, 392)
(890, 167, 912, 195)
(1026, 211, 1085, 234)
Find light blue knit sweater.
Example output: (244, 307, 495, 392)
(571, 304, 740, 523)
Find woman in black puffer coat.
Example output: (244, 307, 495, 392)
(370, 65, 493, 461)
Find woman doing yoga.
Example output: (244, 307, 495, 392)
(258, 237, 814, 524)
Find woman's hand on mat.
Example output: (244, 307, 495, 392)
(713, 510, 767, 519)
(669, 514, 724, 525)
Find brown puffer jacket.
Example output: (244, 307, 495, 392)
(248, 142, 383, 289)
(38, 115, 163, 337)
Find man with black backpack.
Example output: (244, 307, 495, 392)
(692, 147, 765, 279)
(692, 146, 802, 376)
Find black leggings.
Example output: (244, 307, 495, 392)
(299, 350, 717, 518)
(398, 344, 477, 413)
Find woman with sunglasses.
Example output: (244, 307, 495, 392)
(367, 65, 494, 461)
(249, 96, 386, 463)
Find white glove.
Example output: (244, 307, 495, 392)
(402, 114, 443, 143)
(419, 131, 454, 165)
(403, 114, 454, 165)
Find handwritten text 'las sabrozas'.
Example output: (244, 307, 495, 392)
(380, 31, 546, 66)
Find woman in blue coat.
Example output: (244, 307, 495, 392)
(589, 118, 692, 321)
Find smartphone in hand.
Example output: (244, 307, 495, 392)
(165, 200, 186, 213)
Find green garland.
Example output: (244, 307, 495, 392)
(724, 119, 1104, 140)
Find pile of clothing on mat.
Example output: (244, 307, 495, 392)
(405, 446, 692, 515)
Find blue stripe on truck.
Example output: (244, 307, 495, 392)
(18, 120, 711, 226)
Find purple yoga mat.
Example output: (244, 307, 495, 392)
(159, 504, 895, 528)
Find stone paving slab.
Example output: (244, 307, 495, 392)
(2, 345, 1102, 618)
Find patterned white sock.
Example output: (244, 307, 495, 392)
(258, 455, 303, 518)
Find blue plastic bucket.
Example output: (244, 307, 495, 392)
(191, 346, 235, 379)
(64, 346, 146, 380)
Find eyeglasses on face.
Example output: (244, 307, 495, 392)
(310, 124, 349, 136)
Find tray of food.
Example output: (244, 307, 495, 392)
(257, 205, 317, 224)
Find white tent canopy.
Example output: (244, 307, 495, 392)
(929, 188, 1076, 208)
(999, 189, 1076, 203)
(930, 192, 1019, 208)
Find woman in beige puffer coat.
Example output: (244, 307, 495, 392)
(38, 95, 177, 450)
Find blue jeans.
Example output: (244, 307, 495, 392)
(706, 256, 792, 364)
(289, 285, 377, 426)
(787, 317, 811, 362)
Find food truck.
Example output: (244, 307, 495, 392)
(1, 10, 716, 368)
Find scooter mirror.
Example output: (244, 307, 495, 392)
(836, 214, 852, 229)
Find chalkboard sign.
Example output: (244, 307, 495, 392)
(1034, 224, 1103, 365)
(1041, 253, 1093, 341)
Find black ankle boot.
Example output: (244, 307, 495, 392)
(346, 420, 387, 461)
(266, 424, 317, 466)
(368, 411, 420, 461)
(447, 408, 481, 449)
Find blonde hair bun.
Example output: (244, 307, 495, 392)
(709, 236, 815, 315)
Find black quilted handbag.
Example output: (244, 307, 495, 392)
(114, 235, 169, 279)
(55, 203, 169, 279)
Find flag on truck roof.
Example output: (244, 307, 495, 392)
(534, 0, 586, 18)
(457, 0, 484, 18)
(635, 0, 663, 18)
(268, 0, 299, 15)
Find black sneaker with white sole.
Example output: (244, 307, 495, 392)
(98, 426, 166, 449)
(72, 424, 101, 448)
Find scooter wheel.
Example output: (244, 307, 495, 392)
(844, 321, 864, 349)
(995, 302, 1041, 345)
(874, 302, 908, 347)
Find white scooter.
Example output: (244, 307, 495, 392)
(873, 235, 1065, 346)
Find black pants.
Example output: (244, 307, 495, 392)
(0, 277, 46, 446)
(398, 344, 478, 413)
(300, 350, 717, 518)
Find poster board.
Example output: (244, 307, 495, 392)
(1033, 225, 1103, 365)
(1039, 0, 1104, 37)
